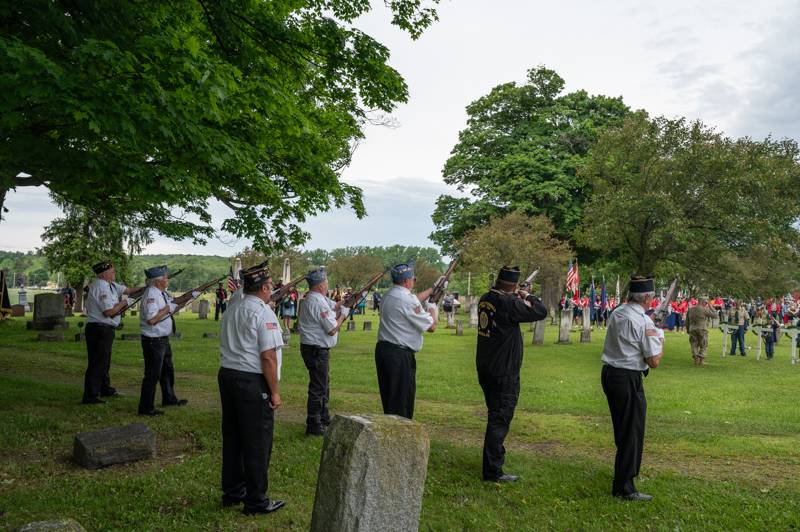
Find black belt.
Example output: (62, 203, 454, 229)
(602, 364, 648, 377)
(377, 340, 415, 353)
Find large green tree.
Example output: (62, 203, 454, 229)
(1, 0, 439, 250)
(576, 111, 800, 296)
(431, 66, 629, 255)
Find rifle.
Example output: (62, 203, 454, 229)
(651, 277, 679, 326)
(155, 275, 227, 324)
(270, 274, 306, 303)
(111, 268, 186, 317)
(341, 269, 388, 311)
(427, 255, 459, 305)
(519, 268, 539, 289)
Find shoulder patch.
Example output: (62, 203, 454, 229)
(146, 298, 155, 304)
(266, 322, 278, 330)
(414, 305, 423, 314)
(321, 311, 329, 319)
(100, 294, 107, 300)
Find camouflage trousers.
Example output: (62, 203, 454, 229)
(689, 329, 709, 359)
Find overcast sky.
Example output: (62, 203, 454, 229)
(2, 0, 798, 256)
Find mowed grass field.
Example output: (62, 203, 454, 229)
(1, 310, 800, 531)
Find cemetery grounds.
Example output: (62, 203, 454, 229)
(1, 312, 799, 530)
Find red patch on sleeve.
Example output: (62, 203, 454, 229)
(146, 298, 155, 304)
(321, 311, 329, 319)
(414, 305, 423, 314)
(266, 322, 278, 330)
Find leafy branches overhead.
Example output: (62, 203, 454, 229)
(431, 66, 630, 255)
(1, 0, 440, 250)
(576, 111, 800, 296)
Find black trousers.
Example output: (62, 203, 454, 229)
(478, 372, 520, 480)
(300, 344, 331, 431)
(215, 301, 227, 321)
(138, 336, 178, 413)
(83, 322, 116, 401)
(375, 341, 416, 419)
(218, 367, 274, 512)
(601, 365, 647, 495)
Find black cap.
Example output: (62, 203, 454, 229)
(629, 275, 655, 293)
(92, 261, 112, 275)
(243, 265, 271, 290)
(497, 266, 521, 283)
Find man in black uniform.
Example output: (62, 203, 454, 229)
(476, 266, 547, 482)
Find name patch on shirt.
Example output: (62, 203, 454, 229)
(100, 294, 107, 300)
(266, 322, 278, 330)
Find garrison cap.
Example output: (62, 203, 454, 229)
(391, 261, 415, 283)
(144, 265, 169, 279)
(92, 261, 113, 275)
(306, 267, 328, 287)
(243, 264, 271, 290)
(497, 266, 521, 284)
(629, 275, 655, 293)
(241, 259, 269, 278)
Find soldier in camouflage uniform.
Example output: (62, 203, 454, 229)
(686, 296, 718, 366)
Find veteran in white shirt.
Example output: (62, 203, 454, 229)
(297, 268, 349, 436)
(601, 276, 664, 502)
(82, 260, 143, 405)
(217, 264, 285, 515)
(374, 261, 438, 419)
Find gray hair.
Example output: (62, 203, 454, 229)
(628, 291, 655, 305)
(145, 277, 164, 287)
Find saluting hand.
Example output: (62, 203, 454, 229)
(269, 393, 282, 410)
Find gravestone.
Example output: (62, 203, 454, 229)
(18, 288, 29, 311)
(190, 300, 201, 313)
(533, 320, 545, 345)
(469, 301, 479, 328)
(170, 331, 182, 340)
(550, 307, 557, 326)
(198, 300, 209, 319)
(203, 332, 218, 339)
(26, 293, 67, 331)
(11, 304, 25, 317)
(37, 333, 64, 342)
(130, 310, 137, 317)
(282, 330, 291, 346)
(558, 307, 572, 344)
(580, 306, 591, 343)
(783, 328, 799, 365)
(456, 320, 463, 336)
(18, 519, 86, 531)
(446, 311, 455, 328)
(346, 321, 356, 331)
(121, 333, 141, 341)
(310, 414, 429, 532)
(363, 321, 372, 331)
(73, 423, 155, 469)
(529, 321, 535, 332)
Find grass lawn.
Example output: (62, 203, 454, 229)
(1, 310, 799, 530)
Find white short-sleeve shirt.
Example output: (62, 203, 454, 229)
(86, 278, 127, 326)
(377, 285, 434, 352)
(602, 303, 664, 371)
(220, 294, 284, 378)
(298, 290, 339, 348)
(139, 285, 177, 338)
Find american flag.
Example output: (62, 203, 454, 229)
(227, 268, 238, 292)
(565, 259, 580, 296)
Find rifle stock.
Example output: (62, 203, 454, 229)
(428, 255, 459, 305)
(270, 274, 306, 303)
(342, 270, 388, 310)
(651, 277, 679, 325)
(154, 275, 227, 323)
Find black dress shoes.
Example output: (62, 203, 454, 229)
(242, 500, 285, 515)
(139, 408, 164, 416)
(163, 399, 188, 407)
(305, 426, 325, 437)
(619, 491, 653, 501)
(483, 473, 519, 483)
(82, 397, 106, 405)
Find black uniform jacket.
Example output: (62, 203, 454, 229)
(476, 289, 548, 377)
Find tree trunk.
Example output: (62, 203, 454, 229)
(0, 186, 7, 221)
(73, 283, 86, 313)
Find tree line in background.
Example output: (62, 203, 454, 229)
(434, 66, 800, 301)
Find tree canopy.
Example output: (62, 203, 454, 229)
(430, 66, 629, 255)
(1, 0, 440, 250)
(576, 111, 800, 297)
